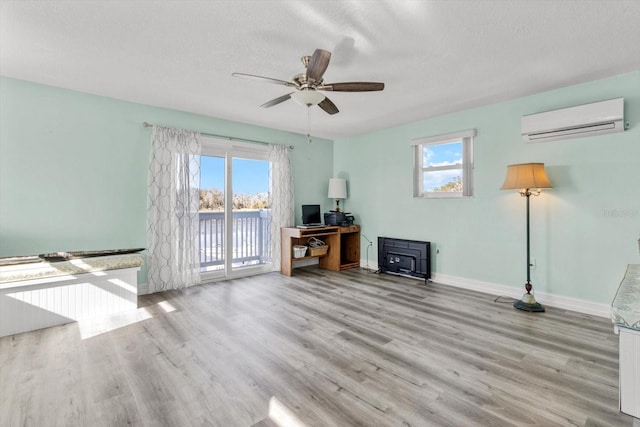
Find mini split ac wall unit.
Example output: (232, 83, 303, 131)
(521, 98, 625, 143)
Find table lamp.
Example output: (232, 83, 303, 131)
(328, 178, 347, 212)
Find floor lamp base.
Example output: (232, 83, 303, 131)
(514, 293, 545, 312)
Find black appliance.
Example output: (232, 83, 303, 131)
(378, 237, 431, 280)
(324, 212, 354, 226)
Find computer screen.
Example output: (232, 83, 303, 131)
(301, 204, 321, 225)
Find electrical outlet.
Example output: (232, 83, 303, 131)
(530, 258, 536, 269)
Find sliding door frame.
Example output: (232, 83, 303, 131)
(200, 136, 272, 283)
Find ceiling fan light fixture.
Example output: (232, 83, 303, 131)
(291, 90, 325, 106)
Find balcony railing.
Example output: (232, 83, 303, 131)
(199, 209, 271, 270)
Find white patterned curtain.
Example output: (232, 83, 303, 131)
(147, 126, 201, 292)
(269, 144, 294, 271)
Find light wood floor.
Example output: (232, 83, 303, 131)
(0, 267, 635, 427)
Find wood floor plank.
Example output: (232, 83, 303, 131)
(0, 266, 635, 426)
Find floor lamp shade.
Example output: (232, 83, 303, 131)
(501, 163, 552, 191)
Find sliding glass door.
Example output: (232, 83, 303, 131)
(199, 137, 271, 280)
(231, 157, 270, 271)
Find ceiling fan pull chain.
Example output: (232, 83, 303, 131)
(307, 106, 312, 143)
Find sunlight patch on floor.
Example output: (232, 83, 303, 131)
(78, 299, 176, 340)
(268, 396, 308, 427)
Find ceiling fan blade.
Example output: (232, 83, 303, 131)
(319, 82, 385, 92)
(318, 97, 339, 115)
(259, 93, 294, 108)
(306, 49, 331, 82)
(232, 72, 297, 87)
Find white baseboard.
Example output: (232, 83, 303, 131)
(138, 282, 149, 295)
(433, 272, 610, 318)
(359, 259, 610, 318)
(358, 258, 378, 272)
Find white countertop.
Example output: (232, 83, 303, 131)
(611, 264, 640, 331)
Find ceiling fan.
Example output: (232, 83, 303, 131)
(232, 49, 384, 115)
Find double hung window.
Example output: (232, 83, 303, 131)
(413, 129, 475, 198)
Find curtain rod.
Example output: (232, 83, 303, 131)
(142, 122, 293, 149)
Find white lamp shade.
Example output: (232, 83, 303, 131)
(328, 178, 347, 199)
(291, 90, 325, 106)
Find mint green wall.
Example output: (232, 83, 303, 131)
(334, 71, 640, 305)
(2, 73, 638, 304)
(0, 77, 334, 284)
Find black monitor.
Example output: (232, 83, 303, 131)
(301, 204, 321, 225)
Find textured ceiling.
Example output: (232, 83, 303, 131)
(1, 1, 639, 139)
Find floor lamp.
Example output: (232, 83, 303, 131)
(501, 163, 552, 312)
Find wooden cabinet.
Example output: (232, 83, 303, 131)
(337, 225, 360, 270)
(281, 225, 360, 276)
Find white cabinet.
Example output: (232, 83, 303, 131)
(0, 254, 143, 337)
(611, 264, 640, 421)
(618, 326, 640, 418)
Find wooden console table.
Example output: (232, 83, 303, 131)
(280, 225, 360, 276)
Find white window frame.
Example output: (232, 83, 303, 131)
(412, 129, 476, 198)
